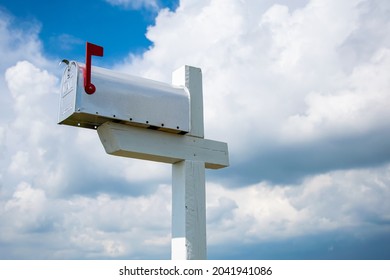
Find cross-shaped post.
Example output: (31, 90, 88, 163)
(97, 66, 229, 259)
(171, 66, 207, 259)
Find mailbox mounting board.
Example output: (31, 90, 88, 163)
(58, 61, 190, 134)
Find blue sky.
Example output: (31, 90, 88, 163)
(1, 0, 178, 62)
(1, 0, 390, 260)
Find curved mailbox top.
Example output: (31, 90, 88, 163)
(59, 61, 190, 134)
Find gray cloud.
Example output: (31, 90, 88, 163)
(225, 126, 390, 185)
(1, 0, 390, 259)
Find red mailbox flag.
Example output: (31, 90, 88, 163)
(84, 42, 104, 94)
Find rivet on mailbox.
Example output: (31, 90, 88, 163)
(58, 42, 190, 134)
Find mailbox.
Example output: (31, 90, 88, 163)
(58, 60, 190, 134)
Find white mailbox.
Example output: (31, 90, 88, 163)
(58, 61, 190, 134)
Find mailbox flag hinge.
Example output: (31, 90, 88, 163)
(84, 42, 104, 94)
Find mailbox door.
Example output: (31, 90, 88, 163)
(59, 62, 78, 125)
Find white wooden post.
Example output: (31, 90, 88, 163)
(172, 160, 206, 259)
(171, 66, 206, 260)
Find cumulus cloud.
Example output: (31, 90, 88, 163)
(116, 0, 390, 182)
(0, 9, 47, 71)
(0, 183, 172, 259)
(115, 0, 390, 256)
(207, 164, 390, 246)
(0, 9, 50, 129)
(3, 182, 47, 231)
(0, 8, 173, 258)
(1, 0, 390, 259)
(3, 61, 65, 195)
(105, 0, 161, 11)
(58, 184, 172, 259)
(281, 48, 390, 143)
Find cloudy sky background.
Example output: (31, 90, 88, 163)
(1, 0, 390, 259)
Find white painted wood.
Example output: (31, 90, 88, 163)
(94, 65, 229, 260)
(172, 160, 206, 260)
(97, 121, 229, 169)
(171, 66, 208, 260)
(172, 66, 204, 138)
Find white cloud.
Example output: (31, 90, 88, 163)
(5, 61, 58, 128)
(112, 0, 390, 253)
(0, 13, 174, 257)
(105, 0, 160, 11)
(0, 10, 48, 71)
(281, 47, 390, 142)
(262, 0, 362, 74)
(0, 10, 50, 128)
(115, 0, 390, 186)
(4, 182, 47, 230)
(1, 0, 390, 259)
(2, 61, 64, 196)
(57, 184, 171, 258)
(0, 183, 172, 258)
(118, 1, 361, 154)
(207, 164, 390, 245)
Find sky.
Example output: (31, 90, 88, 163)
(0, 0, 390, 260)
